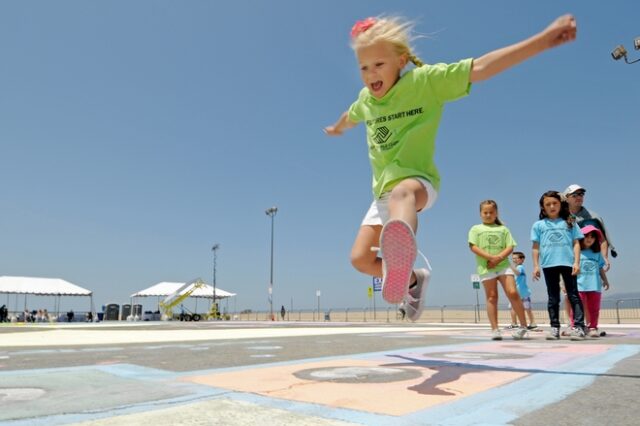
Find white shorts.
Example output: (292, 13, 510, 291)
(480, 267, 515, 282)
(361, 177, 438, 226)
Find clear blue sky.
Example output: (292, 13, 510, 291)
(1, 1, 638, 314)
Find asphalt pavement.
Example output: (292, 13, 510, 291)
(1, 321, 639, 425)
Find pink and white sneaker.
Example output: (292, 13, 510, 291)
(380, 219, 416, 304)
(400, 268, 431, 322)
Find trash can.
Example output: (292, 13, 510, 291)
(324, 311, 331, 321)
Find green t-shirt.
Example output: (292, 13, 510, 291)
(348, 59, 473, 198)
(468, 223, 516, 275)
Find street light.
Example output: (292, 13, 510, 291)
(611, 37, 640, 64)
(212, 244, 220, 319)
(265, 206, 278, 321)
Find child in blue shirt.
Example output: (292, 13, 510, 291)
(577, 225, 611, 337)
(531, 191, 586, 340)
(508, 251, 537, 329)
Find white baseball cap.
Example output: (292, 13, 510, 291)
(564, 184, 586, 196)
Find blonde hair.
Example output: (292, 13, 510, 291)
(350, 16, 424, 67)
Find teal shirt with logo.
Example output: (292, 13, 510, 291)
(531, 218, 583, 268)
(577, 249, 605, 292)
(348, 59, 473, 198)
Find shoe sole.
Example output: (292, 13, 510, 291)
(380, 220, 416, 304)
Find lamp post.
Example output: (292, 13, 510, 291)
(265, 206, 278, 321)
(212, 244, 220, 319)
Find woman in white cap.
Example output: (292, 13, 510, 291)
(563, 184, 616, 271)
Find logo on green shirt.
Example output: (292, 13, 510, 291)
(373, 126, 391, 145)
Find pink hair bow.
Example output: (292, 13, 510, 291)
(350, 17, 376, 38)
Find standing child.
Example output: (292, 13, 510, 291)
(577, 225, 611, 337)
(531, 191, 586, 340)
(508, 251, 537, 330)
(324, 15, 577, 321)
(469, 200, 528, 340)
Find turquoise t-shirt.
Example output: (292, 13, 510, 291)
(577, 249, 605, 292)
(530, 218, 583, 268)
(468, 223, 516, 275)
(348, 59, 473, 198)
(514, 265, 531, 298)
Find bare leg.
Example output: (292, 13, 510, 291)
(354, 178, 429, 283)
(350, 225, 383, 277)
(387, 179, 428, 232)
(526, 308, 536, 325)
(483, 278, 499, 330)
(350, 224, 422, 284)
(510, 307, 517, 326)
(500, 275, 527, 327)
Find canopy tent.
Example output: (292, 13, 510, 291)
(0, 276, 94, 319)
(0, 276, 92, 296)
(130, 280, 236, 320)
(131, 281, 235, 299)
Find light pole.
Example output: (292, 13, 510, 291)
(265, 206, 278, 321)
(212, 244, 220, 319)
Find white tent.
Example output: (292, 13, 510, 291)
(131, 282, 235, 299)
(130, 280, 235, 320)
(0, 276, 94, 319)
(0, 276, 92, 296)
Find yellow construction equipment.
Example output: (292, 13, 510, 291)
(159, 278, 205, 321)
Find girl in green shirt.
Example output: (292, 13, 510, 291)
(468, 200, 528, 340)
(324, 14, 577, 321)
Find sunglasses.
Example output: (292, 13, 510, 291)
(570, 192, 585, 197)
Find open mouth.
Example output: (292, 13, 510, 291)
(371, 81, 383, 92)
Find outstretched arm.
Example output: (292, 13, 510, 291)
(324, 111, 358, 136)
(470, 14, 577, 82)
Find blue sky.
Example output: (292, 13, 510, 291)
(1, 1, 638, 314)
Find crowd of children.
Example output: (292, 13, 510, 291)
(467, 192, 612, 341)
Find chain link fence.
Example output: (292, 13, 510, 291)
(234, 298, 640, 324)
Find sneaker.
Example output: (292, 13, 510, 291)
(546, 327, 560, 340)
(569, 327, 586, 341)
(588, 328, 600, 338)
(527, 323, 538, 330)
(380, 219, 417, 304)
(505, 324, 518, 330)
(512, 327, 528, 340)
(398, 307, 406, 320)
(399, 268, 430, 322)
(491, 329, 503, 340)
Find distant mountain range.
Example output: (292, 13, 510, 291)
(602, 291, 640, 301)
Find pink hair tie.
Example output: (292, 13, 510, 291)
(350, 17, 376, 38)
